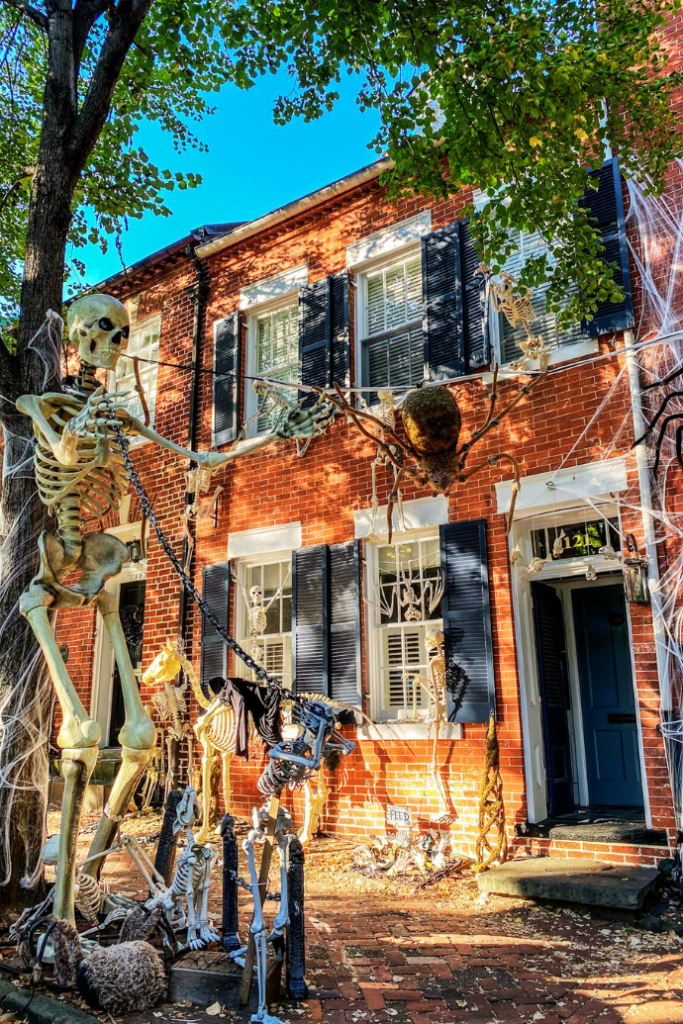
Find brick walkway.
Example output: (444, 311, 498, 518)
(87, 822, 683, 1024)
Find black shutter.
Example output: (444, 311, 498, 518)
(459, 220, 490, 371)
(213, 313, 241, 447)
(439, 520, 495, 723)
(422, 222, 465, 380)
(200, 561, 230, 691)
(299, 277, 331, 406)
(579, 158, 634, 336)
(329, 540, 362, 705)
(330, 270, 351, 389)
(292, 545, 329, 695)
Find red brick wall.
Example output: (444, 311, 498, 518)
(55, 76, 683, 863)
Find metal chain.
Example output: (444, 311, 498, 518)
(109, 414, 301, 702)
(230, 871, 280, 900)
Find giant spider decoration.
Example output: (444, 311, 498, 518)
(316, 365, 547, 542)
(633, 362, 683, 472)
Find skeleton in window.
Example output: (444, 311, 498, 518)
(241, 379, 334, 457)
(234, 566, 292, 666)
(368, 560, 444, 624)
(15, 295, 314, 927)
(486, 269, 549, 371)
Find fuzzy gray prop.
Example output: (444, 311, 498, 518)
(77, 940, 167, 1013)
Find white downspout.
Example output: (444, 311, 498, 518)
(624, 328, 667, 830)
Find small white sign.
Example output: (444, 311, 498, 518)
(386, 805, 412, 830)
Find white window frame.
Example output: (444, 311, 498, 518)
(244, 293, 300, 438)
(110, 313, 161, 441)
(354, 244, 425, 392)
(364, 527, 444, 724)
(233, 550, 293, 688)
(472, 191, 598, 371)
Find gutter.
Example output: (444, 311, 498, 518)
(195, 157, 393, 259)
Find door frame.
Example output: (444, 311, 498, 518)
(90, 521, 146, 748)
(509, 502, 651, 825)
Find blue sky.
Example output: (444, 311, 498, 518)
(79, 72, 382, 285)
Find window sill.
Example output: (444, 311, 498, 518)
(357, 722, 463, 741)
(483, 337, 599, 382)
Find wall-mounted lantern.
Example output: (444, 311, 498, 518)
(623, 534, 649, 605)
(126, 538, 143, 566)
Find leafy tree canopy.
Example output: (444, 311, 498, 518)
(1, 0, 681, 330)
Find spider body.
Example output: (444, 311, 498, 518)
(318, 367, 547, 542)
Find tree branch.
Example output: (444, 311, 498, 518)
(0, 0, 47, 31)
(0, 168, 34, 218)
(70, 0, 153, 166)
(72, 0, 112, 72)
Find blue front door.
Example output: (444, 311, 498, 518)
(572, 585, 643, 807)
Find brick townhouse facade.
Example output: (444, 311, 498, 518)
(54, 23, 683, 867)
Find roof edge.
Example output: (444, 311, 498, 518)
(195, 157, 393, 259)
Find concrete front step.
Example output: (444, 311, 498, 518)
(477, 856, 661, 910)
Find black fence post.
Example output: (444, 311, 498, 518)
(154, 789, 182, 888)
(221, 813, 240, 951)
(286, 836, 308, 999)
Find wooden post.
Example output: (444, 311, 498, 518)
(239, 795, 280, 1006)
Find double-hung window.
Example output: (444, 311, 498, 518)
(490, 228, 585, 366)
(246, 300, 300, 436)
(113, 314, 161, 427)
(367, 533, 443, 722)
(236, 556, 293, 686)
(358, 252, 424, 389)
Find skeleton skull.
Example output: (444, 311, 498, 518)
(249, 585, 263, 606)
(67, 294, 130, 371)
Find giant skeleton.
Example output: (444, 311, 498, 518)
(17, 294, 331, 926)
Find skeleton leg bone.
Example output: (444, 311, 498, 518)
(195, 722, 215, 844)
(20, 592, 101, 923)
(84, 591, 156, 876)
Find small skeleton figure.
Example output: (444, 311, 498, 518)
(142, 788, 219, 950)
(598, 541, 620, 560)
(509, 543, 522, 565)
(486, 268, 550, 371)
(234, 568, 292, 664)
(368, 562, 444, 624)
(362, 390, 407, 541)
(230, 812, 292, 1024)
(552, 529, 567, 559)
(243, 380, 334, 457)
(182, 465, 223, 570)
(585, 563, 597, 582)
(16, 294, 299, 926)
(527, 555, 549, 574)
(405, 631, 451, 820)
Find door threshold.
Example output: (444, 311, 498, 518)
(517, 808, 667, 847)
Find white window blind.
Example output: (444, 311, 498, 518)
(361, 254, 424, 388)
(114, 316, 160, 426)
(495, 230, 584, 365)
(254, 303, 300, 433)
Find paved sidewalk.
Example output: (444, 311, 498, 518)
(97, 829, 683, 1024)
(46, 815, 683, 1024)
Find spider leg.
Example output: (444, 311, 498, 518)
(643, 362, 683, 392)
(676, 423, 683, 473)
(652, 413, 683, 474)
(458, 371, 548, 464)
(632, 390, 683, 448)
(386, 467, 405, 545)
(313, 383, 415, 459)
(458, 453, 521, 534)
(476, 362, 500, 438)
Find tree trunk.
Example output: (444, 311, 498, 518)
(0, 155, 75, 919)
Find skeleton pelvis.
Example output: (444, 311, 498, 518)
(21, 530, 129, 611)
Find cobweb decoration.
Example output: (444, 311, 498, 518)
(625, 162, 683, 831)
(26, 310, 65, 391)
